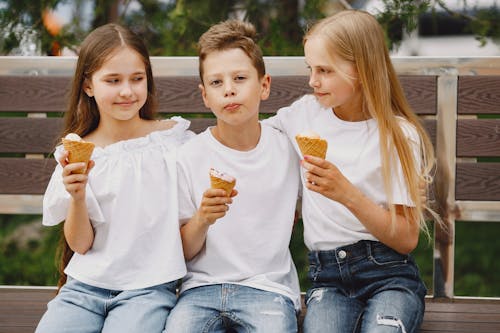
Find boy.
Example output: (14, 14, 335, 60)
(164, 20, 300, 332)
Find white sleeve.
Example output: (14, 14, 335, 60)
(42, 146, 105, 226)
(176, 158, 197, 226)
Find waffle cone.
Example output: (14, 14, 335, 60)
(295, 135, 328, 159)
(210, 175, 236, 197)
(62, 139, 95, 174)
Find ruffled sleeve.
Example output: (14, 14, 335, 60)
(42, 145, 106, 226)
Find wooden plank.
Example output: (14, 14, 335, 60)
(457, 119, 500, 157)
(456, 162, 500, 201)
(0, 288, 55, 333)
(0, 117, 214, 154)
(458, 76, 500, 115)
(0, 118, 62, 153)
(1, 288, 500, 333)
(0, 75, 436, 115)
(0, 159, 56, 195)
(0, 76, 70, 112)
(400, 75, 437, 115)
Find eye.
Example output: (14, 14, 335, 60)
(132, 76, 145, 82)
(234, 75, 246, 81)
(209, 79, 222, 86)
(105, 78, 120, 84)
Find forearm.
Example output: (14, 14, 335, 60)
(180, 214, 211, 261)
(343, 188, 419, 254)
(64, 198, 94, 254)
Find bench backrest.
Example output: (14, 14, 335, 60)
(1, 56, 499, 299)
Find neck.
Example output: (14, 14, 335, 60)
(211, 121, 261, 151)
(333, 95, 369, 122)
(91, 117, 150, 146)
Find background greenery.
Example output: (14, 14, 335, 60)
(1, 214, 499, 296)
(1, 0, 499, 296)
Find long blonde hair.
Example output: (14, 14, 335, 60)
(305, 10, 436, 236)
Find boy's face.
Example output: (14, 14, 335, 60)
(199, 48, 270, 128)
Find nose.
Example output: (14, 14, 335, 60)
(224, 81, 236, 97)
(120, 82, 133, 97)
(309, 72, 319, 88)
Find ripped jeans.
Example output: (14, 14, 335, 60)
(303, 240, 426, 333)
(164, 284, 298, 333)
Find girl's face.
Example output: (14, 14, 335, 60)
(200, 48, 270, 128)
(305, 36, 363, 119)
(84, 46, 148, 123)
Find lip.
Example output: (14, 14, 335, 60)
(314, 92, 329, 97)
(224, 103, 241, 111)
(115, 101, 136, 107)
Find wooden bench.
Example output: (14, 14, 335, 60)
(1, 56, 500, 332)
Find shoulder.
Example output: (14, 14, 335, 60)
(395, 117, 420, 143)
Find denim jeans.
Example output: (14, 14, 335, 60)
(303, 240, 426, 333)
(35, 277, 178, 333)
(164, 284, 298, 333)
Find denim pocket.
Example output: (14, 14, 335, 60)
(368, 244, 409, 267)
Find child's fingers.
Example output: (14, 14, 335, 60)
(58, 151, 69, 167)
(62, 162, 87, 176)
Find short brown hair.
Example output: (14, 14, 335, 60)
(198, 19, 265, 82)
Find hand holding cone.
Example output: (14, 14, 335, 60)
(209, 168, 236, 197)
(62, 134, 95, 174)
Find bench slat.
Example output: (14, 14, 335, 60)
(457, 119, 500, 157)
(0, 118, 62, 153)
(0, 75, 436, 115)
(456, 162, 500, 201)
(458, 76, 500, 114)
(0, 159, 56, 194)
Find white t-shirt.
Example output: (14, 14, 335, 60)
(42, 117, 194, 290)
(177, 124, 301, 309)
(265, 95, 420, 251)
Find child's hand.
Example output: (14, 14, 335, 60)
(301, 155, 357, 204)
(195, 188, 237, 226)
(59, 151, 94, 201)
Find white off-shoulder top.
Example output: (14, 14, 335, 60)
(42, 117, 194, 290)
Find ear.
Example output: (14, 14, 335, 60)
(83, 79, 94, 97)
(260, 74, 271, 101)
(199, 83, 210, 108)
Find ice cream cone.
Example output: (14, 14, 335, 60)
(209, 168, 236, 196)
(62, 138, 95, 174)
(295, 135, 328, 159)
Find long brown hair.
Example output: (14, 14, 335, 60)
(304, 10, 437, 236)
(56, 23, 158, 290)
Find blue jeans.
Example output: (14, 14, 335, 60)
(303, 240, 426, 333)
(35, 277, 178, 333)
(164, 284, 298, 333)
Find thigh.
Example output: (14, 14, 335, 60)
(35, 279, 105, 333)
(303, 287, 362, 333)
(102, 281, 177, 333)
(164, 285, 225, 333)
(228, 286, 297, 333)
(359, 288, 425, 333)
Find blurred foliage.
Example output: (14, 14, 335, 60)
(2, 215, 500, 297)
(2, 0, 499, 56)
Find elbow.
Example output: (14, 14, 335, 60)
(395, 234, 419, 255)
(69, 240, 93, 255)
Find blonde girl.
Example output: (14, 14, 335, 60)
(268, 10, 434, 333)
(36, 23, 192, 333)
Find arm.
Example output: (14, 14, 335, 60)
(59, 152, 95, 254)
(301, 155, 419, 254)
(181, 188, 237, 260)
